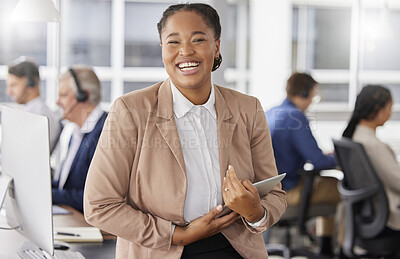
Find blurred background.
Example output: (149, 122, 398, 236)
(1, 0, 400, 154)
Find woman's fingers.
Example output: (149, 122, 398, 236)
(222, 166, 264, 222)
(241, 179, 259, 198)
(217, 212, 240, 229)
(201, 204, 224, 222)
(187, 206, 238, 242)
(226, 165, 244, 192)
(211, 204, 224, 218)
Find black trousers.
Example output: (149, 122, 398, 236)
(181, 233, 243, 259)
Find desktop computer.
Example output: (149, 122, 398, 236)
(0, 106, 84, 259)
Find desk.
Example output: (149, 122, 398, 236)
(0, 206, 116, 259)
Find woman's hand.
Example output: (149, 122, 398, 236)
(172, 205, 238, 246)
(222, 165, 265, 223)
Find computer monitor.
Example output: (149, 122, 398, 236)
(0, 105, 54, 256)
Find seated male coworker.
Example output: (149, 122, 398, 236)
(266, 72, 340, 256)
(52, 65, 107, 213)
(6, 57, 61, 153)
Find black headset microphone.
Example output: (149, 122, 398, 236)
(15, 62, 37, 104)
(300, 80, 315, 98)
(26, 72, 36, 88)
(61, 68, 88, 120)
(69, 68, 88, 102)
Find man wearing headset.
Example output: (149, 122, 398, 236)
(53, 65, 107, 213)
(265, 72, 340, 256)
(6, 57, 61, 153)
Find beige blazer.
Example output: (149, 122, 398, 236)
(84, 79, 287, 259)
(353, 125, 400, 230)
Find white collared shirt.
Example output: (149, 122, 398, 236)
(171, 83, 222, 223)
(171, 82, 266, 227)
(58, 105, 104, 189)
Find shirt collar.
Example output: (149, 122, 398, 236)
(170, 82, 216, 119)
(283, 98, 295, 107)
(79, 105, 104, 134)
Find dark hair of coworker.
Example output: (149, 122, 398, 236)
(157, 3, 222, 72)
(8, 58, 40, 86)
(286, 72, 317, 98)
(342, 84, 392, 139)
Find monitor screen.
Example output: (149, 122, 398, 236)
(1, 105, 54, 256)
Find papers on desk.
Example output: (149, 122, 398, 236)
(54, 227, 103, 243)
(52, 205, 73, 215)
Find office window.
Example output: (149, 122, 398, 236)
(222, 0, 249, 93)
(0, 0, 47, 65)
(318, 83, 348, 103)
(61, 0, 112, 66)
(124, 3, 169, 67)
(225, 4, 238, 68)
(293, 7, 351, 70)
(0, 0, 252, 106)
(384, 84, 400, 104)
(291, 7, 299, 71)
(39, 81, 47, 100)
(312, 8, 351, 70)
(362, 9, 400, 71)
(101, 81, 111, 102)
(292, 4, 352, 108)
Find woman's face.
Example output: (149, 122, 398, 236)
(160, 11, 220, 92)
(377, 100, 393, 126)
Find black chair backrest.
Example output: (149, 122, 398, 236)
(333, 138, 389, 239)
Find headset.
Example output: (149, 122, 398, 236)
(69, 67, 88, 102)
(25, 64, 37, 87)
(300, 79, 316, 98)
(18, 60, 38, 87)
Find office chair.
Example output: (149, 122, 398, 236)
(333, 138, 400, 258)
(265, 168, 337, 259)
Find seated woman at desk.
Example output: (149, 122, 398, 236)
(84, 3, 286, 259)
(343, 84, 400, 235)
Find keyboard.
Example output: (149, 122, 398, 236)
(54, 250, 86, 259)
(18, 241, 86, 259)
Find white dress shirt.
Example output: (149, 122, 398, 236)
(171, 83, 221, 223)
(58, 105, 104, 189)
(171, 83, 266, 227)
(24, 97, 61, 153)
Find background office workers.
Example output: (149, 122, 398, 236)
(343, 85, 400, 234)
(266, 72, 340, 256)
(84, 3, 286, 258)
(6, 57, 61, 153)
(53, 65, 107, 213)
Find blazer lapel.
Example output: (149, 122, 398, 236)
(155, 79, 187, 175)
(214, 85, 237, 181)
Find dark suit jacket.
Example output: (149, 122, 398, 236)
(52, 112, 107, 212)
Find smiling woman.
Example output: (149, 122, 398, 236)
(158, 7, 221, 105)
(84, 3, 286, 259)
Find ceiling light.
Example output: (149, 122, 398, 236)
(12, 0, 60, 23)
